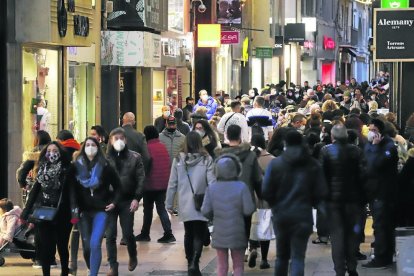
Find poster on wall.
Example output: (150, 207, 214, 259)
(101, 31, 144, 66)
(217, 0, 242, 24)
(168, 0, 185, 33)
(153, 89, 164, 103)
(166, 69, 177, 98)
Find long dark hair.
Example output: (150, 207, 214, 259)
(75, 137, 107, 168)
(38, 141, 71, 166)
(34, 130, 52, 148)
(194, 119, 218, 148)
(183, 131, 208, 156)
(91, 125, 109, 144)
(267, 127, 291, 157)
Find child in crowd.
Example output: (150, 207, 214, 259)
(0, 198, 22, 247)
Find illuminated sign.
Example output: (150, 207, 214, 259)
(221, 31, 240, 44)
(381, 0, 409, 8)
(242, 37, 249, 66)
(198, 24, 221, 48)
(304, 40, 314, 49)
(323, 36, 335, 50)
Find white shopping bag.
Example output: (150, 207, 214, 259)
(250, 209, 276, 241)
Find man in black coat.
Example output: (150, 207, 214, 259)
(121, 112, 150, 172)
(362, 118, 398, 268)
(262, 130, 327, 276)
(319, 125, 367, 276)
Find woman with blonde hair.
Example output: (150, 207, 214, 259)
(322, 100, 339, 113)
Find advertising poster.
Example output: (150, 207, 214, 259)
(217, 0, 242, 24)
(168, 0, 184, 33)
(101, 31, 144, 66)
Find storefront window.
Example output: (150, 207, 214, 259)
(67, 63, 96, 142)
(152, 70, 166, 123)
(22, 47, 60, 152)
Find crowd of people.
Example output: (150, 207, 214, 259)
(1, 73, 413, 276)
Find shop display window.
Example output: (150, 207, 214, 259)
(22, 47, 60, 152)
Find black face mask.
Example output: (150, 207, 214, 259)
(166, 127, 175, 133)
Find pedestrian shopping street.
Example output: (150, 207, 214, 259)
(0, 206, 396, 276)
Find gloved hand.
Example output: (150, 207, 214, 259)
(70, 218, 79, 225)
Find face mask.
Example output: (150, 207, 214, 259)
(288, 92, 293, 96)
(113, 139, 126, 152)
(295, 88, 299, 92)
(270, 89, 277, 95)
(367, 131, 377, 143)
(85, 146, 98, 158)
(46, 152, 60, 163)
(337, 82, 341, 86)
(371, 95, 376, 100)
(166, 127, 175, 133)
(196, 130, 206, 138)
(351, 92, 354, 97)
(201, 95, 208, 101)
(163, 111, 170, 117)
(295, 93, 299, 97)
(320, 132, 325, 141)
(299, 125, 305, 131)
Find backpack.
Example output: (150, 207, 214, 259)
(251, 122, 265, 137)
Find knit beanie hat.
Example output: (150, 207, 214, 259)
(214, 154, 242, 181)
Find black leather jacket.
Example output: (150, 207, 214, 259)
(319, 141, 367, 204)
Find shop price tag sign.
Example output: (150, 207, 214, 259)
(221, 31, 240, 44)
(374, 8, 414, 61)
(255, 47, 273, 58)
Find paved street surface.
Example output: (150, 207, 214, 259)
(0, 206, 397, 276)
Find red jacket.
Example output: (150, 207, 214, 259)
(145, 139, 171, 191)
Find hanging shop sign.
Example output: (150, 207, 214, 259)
(101, 31, 145, 66)
(323, 36, 335, 50)
(221, 31, 240, 44)
(255, 47, 273, 58)
(374, 9, 414, 61)
(304, 40, 315, 49)
(273, 36, 284, 56)
(284, 23, 306, 43)
(198, 24, 221, 48)
(144, 32, 162, 67)
(381, 0, 409, 8)
(217, 0, 242, 24)
(242, 37, 249, 66)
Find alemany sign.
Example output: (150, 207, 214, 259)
(221, 31, 240, 45)
(374, 8, 414, 61)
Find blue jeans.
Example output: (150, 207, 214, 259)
(273, 220, 312, 276)
(79, 211, 108, 276)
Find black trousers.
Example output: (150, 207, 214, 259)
(316, 207, 330, 239)
(183, 220, 207, 262)
(37, 216, 72, 276)
(328, 202, 365, 276)
(141, 190, 172, 236)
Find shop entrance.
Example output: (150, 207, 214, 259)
(322, 62, 335, 85)
(120, 68, 136, 121)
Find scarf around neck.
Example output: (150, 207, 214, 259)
(75, 157, 104, 190)
(37, 161, 63, 205)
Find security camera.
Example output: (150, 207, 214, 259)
(198, 3, 207, 13)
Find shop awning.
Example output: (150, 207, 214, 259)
(339, 45, 359, 57)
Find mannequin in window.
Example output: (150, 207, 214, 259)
(35, 100, 51, 133)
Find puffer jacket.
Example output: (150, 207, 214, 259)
(0, 206, 22, 244)
(107, 146, 145, 202)
(193, 96, 218, 120)
(319, 141, 367, 203)
(216, 143, 262, 202)
(166, 153, 216, 222)
(144, 138, 171, 191)
(201, 181, 255, 250)
(16, 150, 41, 188)
(159, 129, 186, 164)
(262, 145, 328, 225)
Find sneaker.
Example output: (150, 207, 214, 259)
(259, 260, 270, 269)
(120, 238, 127, 246)
(248, 249, 258, 268)
(312, 237, 328, 244)
(32, 260, 42, 269)
(356, 251, 367, 261)
(135, 233, 151, 242)
(362, 259, 390, 269)
(157, 234, 176, 243)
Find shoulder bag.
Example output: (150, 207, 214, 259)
(184, 163, 205, 211)
(30, 190, 63, 221)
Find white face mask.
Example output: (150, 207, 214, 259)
(371, 95, 376, 100)
(163, 111, 170, 117)
(270, 89, 277, 95)
(201, 95, 208, 101)
(367, 131, 377, 143)
(113, 139, 126, 152)
(337, 82, 341, 86)
(85, 146, 98, 158)
(320, 132, 325, 141)
(299, 125, 305, 131)
(195, 130, 206, 138)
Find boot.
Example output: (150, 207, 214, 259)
(188, 252, 201, 276)
(107, 263, 118, 276)
(128, 256, 138, 271)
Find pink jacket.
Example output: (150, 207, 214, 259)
(0, 206, 22, 245)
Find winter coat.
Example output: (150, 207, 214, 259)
(262, 145, 328, 225)
(201, 180, 255, 250)
(256, 149, 274, 174)
(154, 116, 167, 133)
(144, 139, 171, 191)
(16, 150, 41, 189)
(193, 96, 218, 120)
(177, 121, 191, 136)
(364, 135, 399, 201)
(0, 206, 22, 244)
(107, 147, 145, 202)
(73, 159, 121, 213)
(217, 143, 262, 203)
(166, 153, 215, 222)
(319, 141, 367, 204)
(159, 129, 186, 164)
(122, 124, 150, 171)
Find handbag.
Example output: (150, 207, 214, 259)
(184, 163, 205, 211)
(250, 209, 275, 241)
(30, 191, 63, 221)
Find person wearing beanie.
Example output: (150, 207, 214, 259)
(340, 90, 353, 112)
(362, 118, 398, 269)
(201, 154, 255, 276)
(174, 108, 190, 135)
(105, 127, 145, 275)
(135, 125, 176, 243)
(262, 130, 327, 276)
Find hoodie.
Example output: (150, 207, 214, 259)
(0, 206, 22, 244)
(262, 146, 327, 225)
